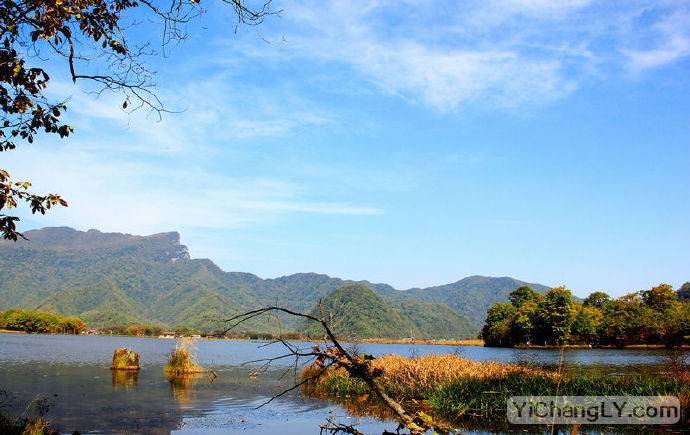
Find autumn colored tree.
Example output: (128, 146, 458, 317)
(641, 283, 678, 310)
(0, 0, 276, 240)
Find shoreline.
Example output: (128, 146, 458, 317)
(3, 331, 689, 350)
(0, 329, 25, 334)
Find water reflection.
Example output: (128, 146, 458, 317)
(168, 373, 206, 404)
(111, 369, 138, 389)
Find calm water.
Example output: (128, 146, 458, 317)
(0, 333, 687, 434)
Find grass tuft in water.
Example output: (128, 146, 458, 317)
(163, 338, 204, 376)
(111, 348, 140, 370)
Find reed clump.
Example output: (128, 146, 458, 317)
(303, 354, 552, 400)
(110, 348, 140, 370)
(164, 338, 204, 376)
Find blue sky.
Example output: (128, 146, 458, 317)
(5, 0, 690, 296)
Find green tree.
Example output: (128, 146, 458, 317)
(599, 293, 656, 347)
(509, 286, 543, 308)
(539, 286, 576, 345)
(583, 291, 612, 310)
(481, 302, 517, 347)
(677, 282, 690, 301)
(571, 305, 603, 345)
(510, 300, 540, 345)
(0, 309, 86, 333)
(654, 302, 686, 348)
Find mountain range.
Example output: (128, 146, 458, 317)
(0, 227, 550, 338)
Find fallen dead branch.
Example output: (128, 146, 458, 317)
(221, 305, 432, 434)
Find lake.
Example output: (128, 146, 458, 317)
(1, 333, 687, 434)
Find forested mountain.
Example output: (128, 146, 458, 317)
(0, 227, 548, 337)
(303, 284, 472, 339)
(394, 276, 551, 327)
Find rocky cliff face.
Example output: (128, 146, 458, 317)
(0, 226, 190, 263)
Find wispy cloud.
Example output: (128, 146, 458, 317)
(623, 8, 690, 71)
(49, 72, 334, 158)
(275, 0, 578, 111)
(227, 0, 690, 112)
(5, 147, 384, 236)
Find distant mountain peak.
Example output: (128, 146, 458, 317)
(1, 226, 189, 263)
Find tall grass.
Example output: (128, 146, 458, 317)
(431, 372, 690, 426)
(303, 354, 551, 400)
(302, 353, 690, 427)
(164, 338, 204, 376)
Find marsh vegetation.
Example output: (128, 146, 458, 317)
(302, 353, 690, 430)
(163, 338, 205, 376)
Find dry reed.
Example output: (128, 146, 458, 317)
(164, 338, 204, 376)
(303, 354, 553, 400)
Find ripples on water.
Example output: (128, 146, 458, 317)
(0, 333, 687, 434)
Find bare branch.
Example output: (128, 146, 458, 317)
(221, 306, 430, 434)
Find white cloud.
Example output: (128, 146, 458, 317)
(623, 9, 690, 71)
(236, 0, 690, 112)
(346, 42, 574, 111)
(49, 72, 334, 158)
(4, 147, 384, 236)
(252, 0, 584, 111)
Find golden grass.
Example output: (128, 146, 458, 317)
(20, 417, 53, 435)
(304, 353, 690, 428)
(164, 338, 204, 376)
(303, 353, 553, 400)
(371, 354, 548, 385)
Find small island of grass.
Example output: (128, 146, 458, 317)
(164, 338, 205, 376)
(111, 348, 140, 371)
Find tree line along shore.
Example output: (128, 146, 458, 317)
(481, 283, 690, 348)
